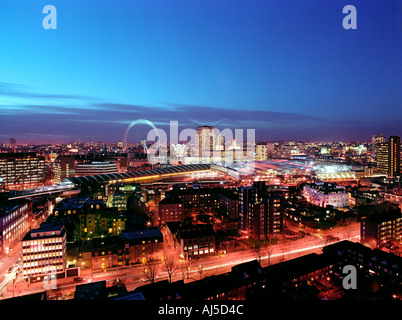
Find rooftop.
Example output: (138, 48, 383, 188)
(121, 227, 163, 240)
(178, 223, 215, 240)
(64, 164, 211, 185)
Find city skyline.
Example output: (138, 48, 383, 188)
(1, 0, 401, 144)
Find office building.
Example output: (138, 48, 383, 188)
(375, 136, 401, 179)
(0, 152, 45, 190)
(0, 200, 31, 254)
(22, 223, 67, 282)
(54, 156, 75, 184)
(196, 126, 216, 159)
(376, 142, 389, 174)
(372, 133, 386, 159)
(388, 135, 400, 179)
(9, 138, 16, 153)
(256, 142, 268, 161)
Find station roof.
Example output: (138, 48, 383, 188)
(64, 164, 211, 185)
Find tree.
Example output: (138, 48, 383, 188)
(263, 240, 274, 267)
(143, 256, 160, 284)
(180, 258, 193, 280)
(253, 242, 263, 264)
(163, 254, 178, 283)
(198, 264, 204, 280)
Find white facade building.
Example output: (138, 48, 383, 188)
(303, 182, 349, 208)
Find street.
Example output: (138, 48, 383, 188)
(0, 220, 361, 300)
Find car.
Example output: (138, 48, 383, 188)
(73, 277, 83, 283)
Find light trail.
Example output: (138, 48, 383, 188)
(199, 235, 360, 272)
(0, 271, 17, 292)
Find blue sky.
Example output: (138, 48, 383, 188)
(0, 0, 401, 143)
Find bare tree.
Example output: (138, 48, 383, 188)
(263, 240, 273, 267)
(253, 242, 263, 264)
(198, 264, 204, 280)
(163, 254, 178, 283)
(180, 258, 193, 280)
(143, 257, 160, 284)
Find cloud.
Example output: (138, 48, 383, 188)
(1, 98, 401, 143)
(0, 81, 98, 101)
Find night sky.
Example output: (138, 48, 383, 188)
(0, 0, 401, 144)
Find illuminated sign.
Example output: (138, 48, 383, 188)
(188, 171, 219, 179)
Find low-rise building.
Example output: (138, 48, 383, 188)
(303, 182, 349, 208)
(81, 227, 164, 270)
(166, 222, 215, 259)
(158, 196, 184, 225)
(121, 228, 164, 264)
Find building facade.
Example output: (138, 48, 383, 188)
(388, 136, 401, 179)
(196, 125, 216, 159)
(376, 142, 389, 175)
(158, 196, 184, 225)
(0, 152, 45, 190)
(54, 156, 75, 184)
(75, 161, 119, 177)
(360, 209, 402, 248)
(256, 142, 268, 161)
(22, 223, 67, 282)
(303, 182, 349, 208)
(0, 200, 31, 254)
(252, 196, 284, 241)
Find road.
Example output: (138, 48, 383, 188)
(0, 220, 361, 300)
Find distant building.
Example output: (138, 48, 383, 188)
(388, 136, 400, 179)
(54, 156, 75, 184)
(22, 223, 67, 282)
(303, 182, 349, 208)
(75, 161, 118, 177)
(372, 133, 386, 159)
(375, 136, 401, 179)
(256, 142, 268, 161)
(376, 142, 389, 175)
(0, 152, 45, 190)
(196, 125, 216, 159)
